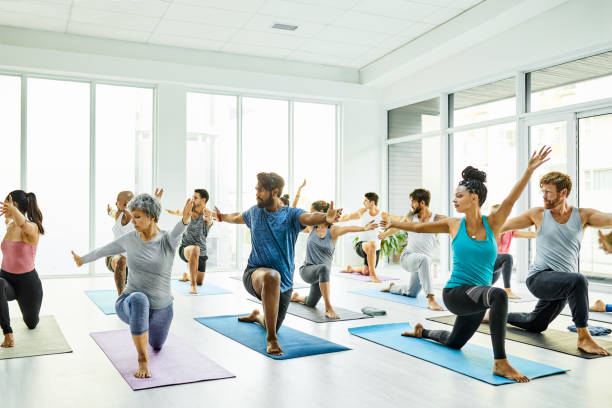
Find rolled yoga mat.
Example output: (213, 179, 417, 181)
(90, 329, 235, 390)
(247, 298, 372, 323)
(335, 272, 398, 282)
(0, 315, 72, 360)
(561, 307, 612, 325)
(349, 322, 567, 385)
(427, 314, 612, 359)
(171, 280, 232, 296)
(195, 314, 350, 360)
(350, 289, 446, 310)
(228, 275, 310, 289)
(85, 290, 118, 315)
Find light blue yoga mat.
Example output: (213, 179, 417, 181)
(85, 290, 118, 315)
(349, 322, 567, 385)
(171, 280, 232, 296)
(350, 289, 445, 309)
(195, 314, 351, 360)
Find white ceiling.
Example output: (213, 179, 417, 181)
(0, 0, 483, 68)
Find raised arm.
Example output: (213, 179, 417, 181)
(300, 201, 342, 227)
(167, 198, 193, 248)
(107, 204, 117, 219)
(339, 208, 366, 222)
(380, 217, 453, 235)
(583, 208, 612, 229)
(292, 179, 306, 208)
(214, 206, 245, 224)
(0, 196, 38, 241)
(488, 146, 551, 232)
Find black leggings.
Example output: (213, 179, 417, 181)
(491, 253, 513, 289)
(0, 269, 43, 335)
(422, 285, 509, 359)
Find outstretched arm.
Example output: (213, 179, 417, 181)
(214, 207, 245, 224)
(339, 208, 366, 222)
(332, 220, 377, 240)
(488, 146, 551, 232)
(292, 179, 306, 208)
(514, 230, 536, 239)
(300, 201, 342, 226)
(501, 209, 538, 232)
(378, 213, 411, 240)
(380, 217, 452, 234)
(583, 208, 612, 229)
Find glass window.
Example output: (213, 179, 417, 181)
(579, 114, 612, 279)
(293, 102, 336, 209)
(452, 78, 516, 127)
(186, 92, 238, 269)
(0, 75, 21, 238)
(95, 84, 153, 272)
(530, 51, 612, 112)
(388, 97, 440, 139)
(240, 97, 289, 265)
(27, 78, 90, 276)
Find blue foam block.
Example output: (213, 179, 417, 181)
(195, 314, 351, 360)
(350, 289, 444, 309)
(171, 280, 232, 296)
(85, 290, 118, 315)
(348, 322, 567, 385)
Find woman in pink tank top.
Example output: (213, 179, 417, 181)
(0, 190, 44, 348)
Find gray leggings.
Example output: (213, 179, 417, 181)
(299, 264, 331, 307)
(115, 292, 173, 350)
(392, 252, 434, 297)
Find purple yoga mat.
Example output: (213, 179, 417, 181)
(335, 272, 398, 282)
(90, 329, 235, 390)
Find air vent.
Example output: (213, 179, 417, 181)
(272, 23, 298, 31)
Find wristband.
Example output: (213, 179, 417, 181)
(217, 213, 223, 222)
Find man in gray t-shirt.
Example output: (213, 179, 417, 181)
(168, 189, 214, 294)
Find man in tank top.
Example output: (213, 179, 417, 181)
(379, 189, 446, 310)
(501, 171, 611, 355)
(339, 192, 388, 283)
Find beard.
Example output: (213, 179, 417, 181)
(257, 195, 275, 208)
(412, 204, 422, 215)
(543, 198, 559, 209)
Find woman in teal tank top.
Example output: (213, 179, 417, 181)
(381, 146, 551, 383)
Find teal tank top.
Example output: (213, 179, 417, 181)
(445, 216, 497, 288)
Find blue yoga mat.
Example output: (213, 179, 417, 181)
(171, 280, 232, 296)
(350, 289, 445, 309)
(195, 314, 351, 360)
(85, 290, 118, 315)
(349, 323, 566, 385)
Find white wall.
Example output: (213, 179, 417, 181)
(384, 0, 612, 109)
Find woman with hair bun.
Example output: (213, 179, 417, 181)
(0, 190, 45, 348)
(381, 147, 551, 383)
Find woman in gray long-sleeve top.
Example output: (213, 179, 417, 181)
(72, 194, 193, 379)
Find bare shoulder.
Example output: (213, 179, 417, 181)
(433, 213, 447, 221)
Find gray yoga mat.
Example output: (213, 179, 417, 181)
(0, 315, 73, 360)
(427, 314, 612, 359)
(248, 298, 372, 323)
(561, 307, 612, 325)
(228, 275, 309, 289)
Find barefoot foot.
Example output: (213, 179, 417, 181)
(267, 338, 283, 355)
(505, 288, 520, 299)
(325, 310, 340, 319)
(381, 282, 395, 292)
(369, 275, 382, 283)
(427, 298, 445, 311)
(134, 359, 151, 379)
(1, 333, 14, 348)
(238, 309, 261, 323)
(178, 272, 189, 282)
(291, 292, 306, 303)
(401, 323, 424, 338)
(189, 286, 198, 294)
(590, 299, 607, 312)
(493, 359, 530, 383)
(578, 336, 611, 355)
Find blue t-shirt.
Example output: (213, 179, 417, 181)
(242, 205, 306, 292)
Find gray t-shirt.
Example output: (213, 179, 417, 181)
(82, 220, 187, 309)
(180, 214, 211, 256)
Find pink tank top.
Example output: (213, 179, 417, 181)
(497, 230, 515, 254)
(1, 241, 37, 274)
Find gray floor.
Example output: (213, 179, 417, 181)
(2, 268, 612, 408)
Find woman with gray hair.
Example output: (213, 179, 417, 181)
(71, 193, 193, 379)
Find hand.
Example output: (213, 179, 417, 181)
(213, 206, 223, 222)
(71, 250, 83, 267)
(325, 201, 342, 225)
(166, 209, 181, 216)
(527, 145, 552, 173)
(0, 196, 15, 218)
(598, 230, 612, 254)
(182, 199, 194, 225)
(364, 220, 378, 231)
(377, 231, 388, 240)
(107, 204, 112, 215)
(299, 179, 306, 189)
(154, 188, 164, 200)
(380, 219, 393, 229)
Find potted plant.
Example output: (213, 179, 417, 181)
(353, 231, 408, 264)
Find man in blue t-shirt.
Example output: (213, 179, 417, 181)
(214, 172, 341, 356)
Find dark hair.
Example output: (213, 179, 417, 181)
(280, 194, 290, 206)
(365, 192, 379, 205)
(458, 166, 487, 206)
(540, 171, 572, 196)
(311, 200, 329, 213)
(6, 190, 44, 234)
(194, 188, 209, 202)
(410, 188, 431, 206)
(256, 172, 285, 196)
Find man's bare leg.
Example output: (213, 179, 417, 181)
(196, 272, 205, 286)
(112, 256, 127, 296)
(184, 246, 200, 294)
(381, 282, 395, 292)
(1, 333, 14, 348)
(319, 282, 339, 319)
(504, 288, 520, 299)
(178, 273, 189, 282)
(590, 299, 607, 312)
(238, 268, 283, 355)
(341, 265, 362, 273)
(364, 242, 381, 283)
(427, 294, 444, 311)
(577, 327, 610, 355)
(291, 292, 306, 303)
(132, 332, 151, 378)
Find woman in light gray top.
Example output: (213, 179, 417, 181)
(72, 194, 193, 379)
(291, 200, 378, 319)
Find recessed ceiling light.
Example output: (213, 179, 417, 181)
(272, 23, 298, 31)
